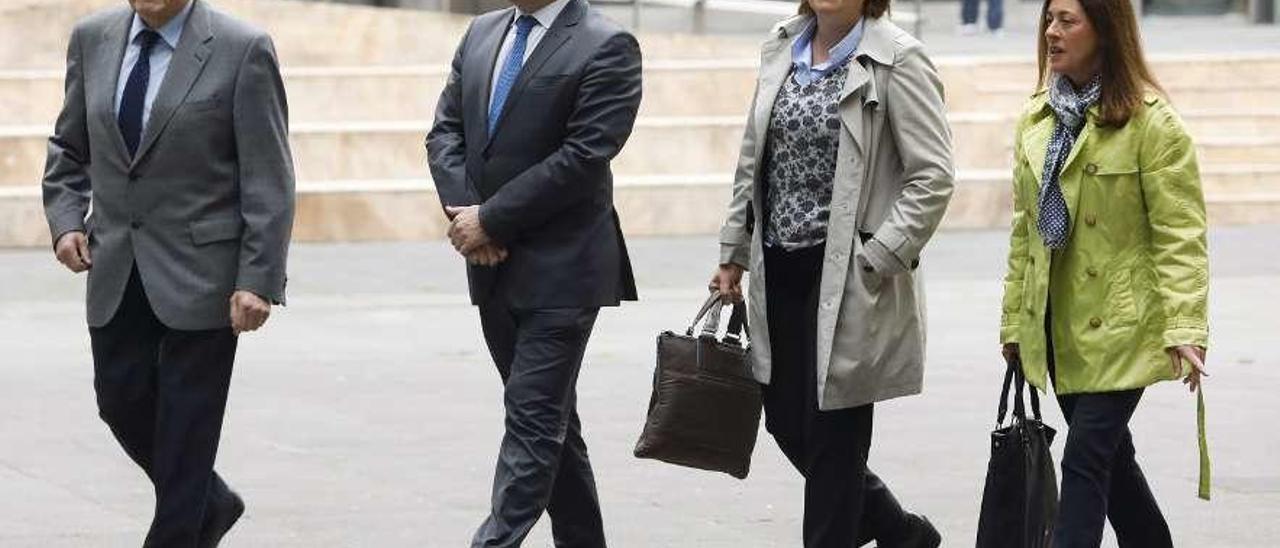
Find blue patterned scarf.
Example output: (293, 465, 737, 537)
(1037, 74, 1101, 249)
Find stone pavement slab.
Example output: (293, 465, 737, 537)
(1, 226, 1278, 546)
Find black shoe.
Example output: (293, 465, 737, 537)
(199, 488, 245, 548)
(880, 514, 940, 548)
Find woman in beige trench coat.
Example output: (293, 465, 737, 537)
(709, 0, 955, 545)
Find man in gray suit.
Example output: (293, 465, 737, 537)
(42, 0, 294, 545)
(426, 0, 641, 545)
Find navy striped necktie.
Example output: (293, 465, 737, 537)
(118, 29, 162, 158)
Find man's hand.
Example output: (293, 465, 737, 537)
(1168, 345, 1209, 392)
(466, 244, 509, 267)
(54, 231, 92, 273)
(709, 263, 745, 303)
(445, 205, 492, 255)
(230, 290, 271, 335)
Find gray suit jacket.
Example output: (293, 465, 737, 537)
(43, 0, 295, 330)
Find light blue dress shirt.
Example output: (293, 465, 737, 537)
(791, 18, 866, 86)
(113, 1, 195, 130)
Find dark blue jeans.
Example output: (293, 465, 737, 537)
(961, 0, 1004, 30)
(1046, 317, 1173, 548)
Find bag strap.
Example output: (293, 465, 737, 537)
(723, 302, 748, 346)
(686, 292, 724, 336)
(997, 358, 1043, 425)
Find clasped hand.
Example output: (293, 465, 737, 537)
(446, 205, 507, 267)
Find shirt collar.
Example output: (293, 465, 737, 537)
(518, 0, 573, 30)
(791, 17, 866, 74)
(129, 0, 194, 49)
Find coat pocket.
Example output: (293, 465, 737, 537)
(189, 217, 244, 246)
(1105, 267, 1140, 327)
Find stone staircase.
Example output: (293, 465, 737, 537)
(0, 0, 1276, 247)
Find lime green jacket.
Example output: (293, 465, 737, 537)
(1000, 91, 1210, 395)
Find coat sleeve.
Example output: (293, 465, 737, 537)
(1000, 114, 1033, 344)
(42, 24, 91, 247)
(1138, 102, 1209, 349)
(233, 34, 296, 305)
(426, 21, 479, 209)
(718, 83, 759, 269)
(866, 43, 955, 275)
(477, 32, 643, 244)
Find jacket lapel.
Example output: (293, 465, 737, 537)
(131, 0, 214, 169)
(484, 0, 583, 148)
(99, 10, 134, 164)
(837, 17, 894, 157)
(749, 18, 802, 168)
(469, 8, 512, 142)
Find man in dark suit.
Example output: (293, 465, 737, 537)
(42, 0, 295, 545)
(426, 0, 641, 544)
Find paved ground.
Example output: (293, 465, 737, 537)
(1, 226, 1278, 547)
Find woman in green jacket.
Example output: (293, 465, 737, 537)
(999, 0, 1209, 545)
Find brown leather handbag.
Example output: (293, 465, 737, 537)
(633, 293, 762, 479)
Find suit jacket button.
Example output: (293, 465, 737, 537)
(130, 221, 141, 229)
(128, 173, 139, 181)
(1085, 163, 1099, 175)
(1089, 317, 1103, 328)
(1085, 214, 1097, 227)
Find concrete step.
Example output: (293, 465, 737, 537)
(8, 55, 1280, 126)
(7, 114, 1275, 184)
(0, 62, 761, 126)
(952, 82, 1280, 114)
(4, 170, 1278, 247)
(0, 118, 748, 184)
(949, 111, 1280, 169)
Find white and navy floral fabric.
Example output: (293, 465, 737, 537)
(1038, 73, 1101, 249)
(763, 61, 852, 250)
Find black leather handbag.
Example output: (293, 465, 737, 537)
(633, 293, 762, 479)
(976, 359, 1059, 548)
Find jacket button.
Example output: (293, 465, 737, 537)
(1085, 163, 1098, 175)
(1087, 267, 1098, 277)
(130, 221, 141, 229)
(1085, 214, 1097, 227)
(1089, 317, 1103, 328)
(1029, 255, 1035, 265)
(128, 173, 139, 182)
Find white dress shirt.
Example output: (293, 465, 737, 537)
(114, 0, 195, 130)
(488, 0, 573, 112)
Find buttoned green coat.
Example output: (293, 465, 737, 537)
(1000, 91, 1210, 394)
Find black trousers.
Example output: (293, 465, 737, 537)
(472, 305, 605, 548)
(762, 245, 913, 548)
(89, 267, 238, 547)
(1047, 324, 1173, 548)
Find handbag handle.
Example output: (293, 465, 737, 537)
(686, 292, 724, 336)
(686, 292, 750, 351)
(997, 358, 1042, 426)
(722, 301, 749, 346)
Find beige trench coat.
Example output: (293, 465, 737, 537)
(719, 15, 955, 410)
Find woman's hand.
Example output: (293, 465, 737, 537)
(1168, 345, 1208, 392)
(710, 263, 745, 303)
(1002, 342, 1021, 365)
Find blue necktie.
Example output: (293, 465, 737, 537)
(118, 30, 161, 158)
(488, 15, 538, 136)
